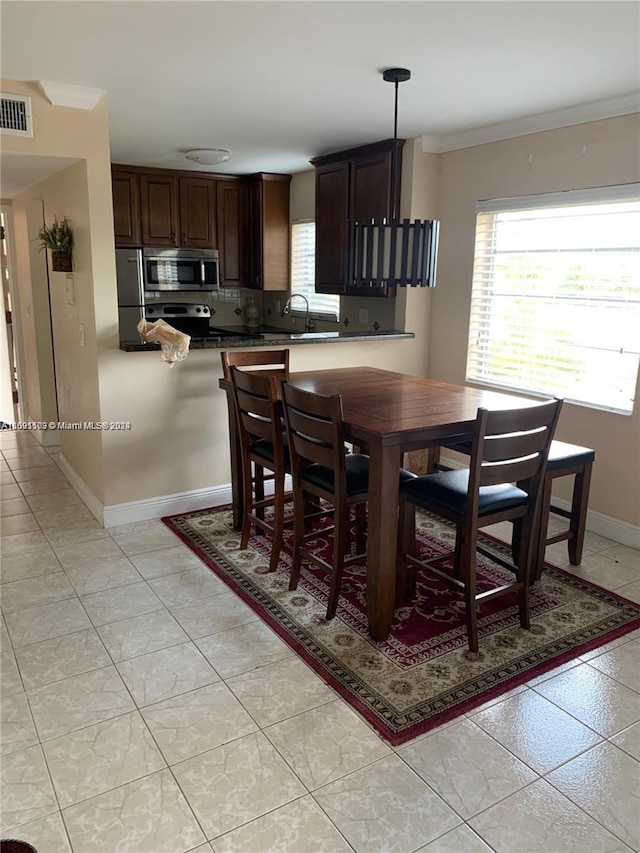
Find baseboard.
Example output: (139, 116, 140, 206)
(103, 484, 233, 528)
(57, 454, 105, 525)
(564, 503, 640, 550)
(29, 428, 60, 448)
(55, 452, 640, 549)
(440, 454, 640, 550)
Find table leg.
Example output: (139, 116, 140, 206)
(224, 387, 244, 532)
(366, 444, 401, 641)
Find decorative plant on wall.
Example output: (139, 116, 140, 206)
(38, 215, 74, 272)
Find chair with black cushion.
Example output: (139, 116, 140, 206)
(427, 437, 594, 574)
(221, 350, 290, 530)
(282, 382, 415, 620)
(229, 365, 290, 572)
(535, 440, 595, 578)
(398, 399, 563, 652)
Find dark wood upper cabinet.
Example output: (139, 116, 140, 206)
(216, 180, 246, 287)
(311, 138, 403, 295)
(246, 174, 291, 291)
(349, 151, 394, 219)
(140, 173, 179, 247)
(112, 166, 291, 288)
(179, 176, 216, 248)
(314, 162, 349, 295)
(111, 169, 141, 246)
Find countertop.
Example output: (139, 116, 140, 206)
(119, 325, 414, 352)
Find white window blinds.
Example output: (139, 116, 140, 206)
(291, 221, 340, 320)
(467, 185, 640, 414)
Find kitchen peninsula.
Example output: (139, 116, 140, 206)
(120, 327, 413, 351)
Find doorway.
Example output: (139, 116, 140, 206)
(0, 209, 23, 425)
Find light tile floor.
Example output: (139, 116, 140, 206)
(1, 431, 639, 853)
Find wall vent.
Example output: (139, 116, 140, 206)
(0, 94, 33, 137)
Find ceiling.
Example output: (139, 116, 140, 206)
(1, 1, 639, 190)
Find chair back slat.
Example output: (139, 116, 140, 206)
(230, 366, 284, 449)
(482, 429, 551, 463)
(282, 382, 346, 484)
(470, 399, 563, 497)
(221, 349, 289, 380)
(480, 455, 541, 486)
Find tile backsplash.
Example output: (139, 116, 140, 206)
(145, 289, 400, 331)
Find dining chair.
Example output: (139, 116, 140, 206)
(281, 382, 415, 620)
(427, 437, 594, 573)
(220, 349, 290, 379)
(221, 349, 290, 528)
(229, 365, 290, 572)
(397, 398, 563, 652)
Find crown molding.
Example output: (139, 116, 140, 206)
(420, 93, 640, 154)
(37, 80, 106, 110)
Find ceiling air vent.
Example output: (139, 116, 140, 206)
(0, 94, 33, 137)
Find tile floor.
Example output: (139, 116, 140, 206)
(1, 431, 639, 853)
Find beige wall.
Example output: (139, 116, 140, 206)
(429, 114, 640, 526)
(3, 79, 116, 500)
(3, 75, 638, 531)
(10, 198, 58, 428)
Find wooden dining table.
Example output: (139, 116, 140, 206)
(220, 366, 541, 642)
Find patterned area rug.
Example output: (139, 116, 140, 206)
(163, 506, 640, 746)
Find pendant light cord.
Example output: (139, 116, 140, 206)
(391, 78, 399, 221)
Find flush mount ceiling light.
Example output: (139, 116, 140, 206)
(348, 68, 440, 289)
(184, 148, 231, 166)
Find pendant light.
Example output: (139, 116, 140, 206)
(347, 68, 439, 290)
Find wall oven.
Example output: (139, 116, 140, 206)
(142, 247, 219, 292)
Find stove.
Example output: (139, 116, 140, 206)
(144, 303, 215, 338)
(144, 304, 262, 341)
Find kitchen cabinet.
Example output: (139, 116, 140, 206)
(216, 180, 247, 288)
(115, 167, 216, 249)
(111, 166, 291, 288)
(179, 176, 216, 248)
(140, 173, 179, 247)
(246, 174, 291, 291)
(111, 169, 141, 246)
(311, 138, 403, 296)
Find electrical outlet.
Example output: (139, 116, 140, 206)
(358, 308, 369, 324)
(79, 324, 85, 347)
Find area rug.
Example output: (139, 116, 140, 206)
(163, 506, 640, 746)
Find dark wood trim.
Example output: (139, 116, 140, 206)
(311, 138, 406, 168)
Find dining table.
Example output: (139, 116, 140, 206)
(220, 366, 541, 642)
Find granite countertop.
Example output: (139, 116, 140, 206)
(119, 325, 414, 352)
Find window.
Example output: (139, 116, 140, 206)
(467, 185, 640, 414)
(290, 221, 340, 320)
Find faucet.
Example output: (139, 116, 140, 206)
(281, 294, 314, 332)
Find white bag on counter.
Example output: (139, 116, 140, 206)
(136, 318, 191, 366)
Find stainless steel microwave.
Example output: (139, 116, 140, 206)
(142, 247, 219, 292)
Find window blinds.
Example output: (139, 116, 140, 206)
(467, 185, 640, 414)
(291, 221, 340, 320)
